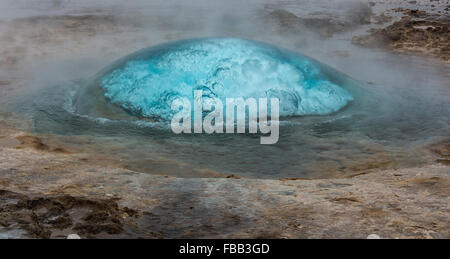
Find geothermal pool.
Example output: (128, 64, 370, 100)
(5, 38, 450, 179)
(80, 38, 354, 120)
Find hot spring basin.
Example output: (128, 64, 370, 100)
(22, 38, 450, 178)
(78, 38, 354, 121)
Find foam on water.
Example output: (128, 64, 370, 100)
(99, 38, 353, 120)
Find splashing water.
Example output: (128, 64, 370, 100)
(98, 38, 353, 120)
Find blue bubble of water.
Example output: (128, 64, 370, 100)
(98, 38, 353, 120)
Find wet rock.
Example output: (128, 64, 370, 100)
(429, 139, 450, 160)
(14, 135, 72, 153)
(332, 196, 362, 203)
(15, 135, 50, 151)
(403, 177, 450, 197)
(0, 190, 139, 238)
(353, 9, 450, 62)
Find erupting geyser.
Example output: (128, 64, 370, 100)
(86, 38, 354, 121)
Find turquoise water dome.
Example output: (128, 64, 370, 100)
(95, 38, 353, 120)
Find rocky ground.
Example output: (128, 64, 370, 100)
(0, 127, 449, 238)
(0, 0, 449, 238)
(263, 0, 450, 63)
(352, 6, 450, 62)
